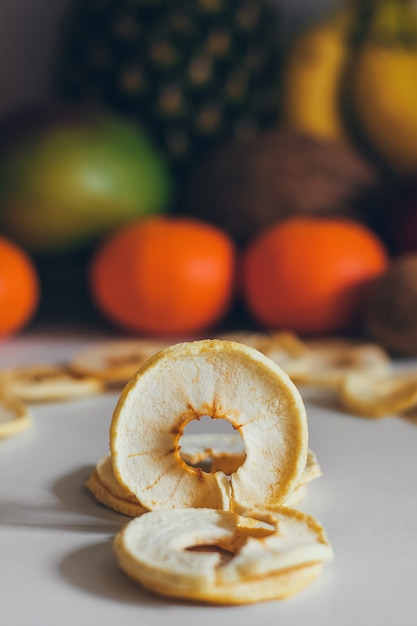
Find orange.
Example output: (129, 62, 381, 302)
(0, 236, 40, 337)
(242, 217, 389, 335)
(89, 216, 237, 336)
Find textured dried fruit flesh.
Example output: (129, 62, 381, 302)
(110, 340, 308, 512)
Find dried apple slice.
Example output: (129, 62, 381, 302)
(217, 330, 308, 370)
(215, 330, 270, 348)
(339, 369, 417, 418)
(94, 454, 139, 502)
(110, 339, 308, 512)
(86, 453, 149, 518)
(281, 338, 391, 388)
(86, 442, 321, 517)
(0, 364, 104, 403)
(69, 339, 170, 387)
(114, 507, 333, 604)
(261, 331, 308, 366)
(283, 449, 322, 507)
(0, 395, 32, 439)
(301, 449, 322, 484)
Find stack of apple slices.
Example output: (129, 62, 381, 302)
(89, 339, 334, 604)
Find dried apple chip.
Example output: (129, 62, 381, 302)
(283, 449, 322, 507)
(281, 338, 391, 388)
(110, 339, 309, 512)
(0, 363, 104, 403)
(69, 338, 170, 387)
(86, 439, 321, 517)
(217, 330, 308, 370)
(85, 456, 145, 519)
(215, 333, 391, 390)
(215, 330, 270, 349)
(339, 369, 417, 418)
(0, 395, 32, 439)
(261, 331, 309, 366)
(114, 507, 333, 604)
(94, 454, 140, 503)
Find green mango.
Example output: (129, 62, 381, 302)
(0, 114, 173, 253)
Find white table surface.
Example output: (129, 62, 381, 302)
(1, 331, 416, 626)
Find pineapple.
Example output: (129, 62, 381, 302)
(52, 0, 282, 173)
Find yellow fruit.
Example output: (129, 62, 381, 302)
(281, 9, 354, 142)
(349, 0, 417, 175)
(351, 45, 417, 175)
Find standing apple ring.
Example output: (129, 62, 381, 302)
(110, 339, 308, 511)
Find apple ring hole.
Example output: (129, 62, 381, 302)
(179, 415, 246, 475)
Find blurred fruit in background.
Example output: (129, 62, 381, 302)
(280, 4, 354, 143)
(52, 0, 282, 175)
(0, 235, 39, 337)
(0, 0, 414, 339)
(346, 0, 417, 177)
(89, 216, 237, 336)
(0, 113, 173, 254)
(280, 0, 417, 178)
(241, 216, 389, 335)
(362, 253, 417, 355)
(184, 128, 378, 247)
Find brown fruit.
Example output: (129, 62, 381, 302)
(184, 129, 377, 247)
(363, 253, 417, 356)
